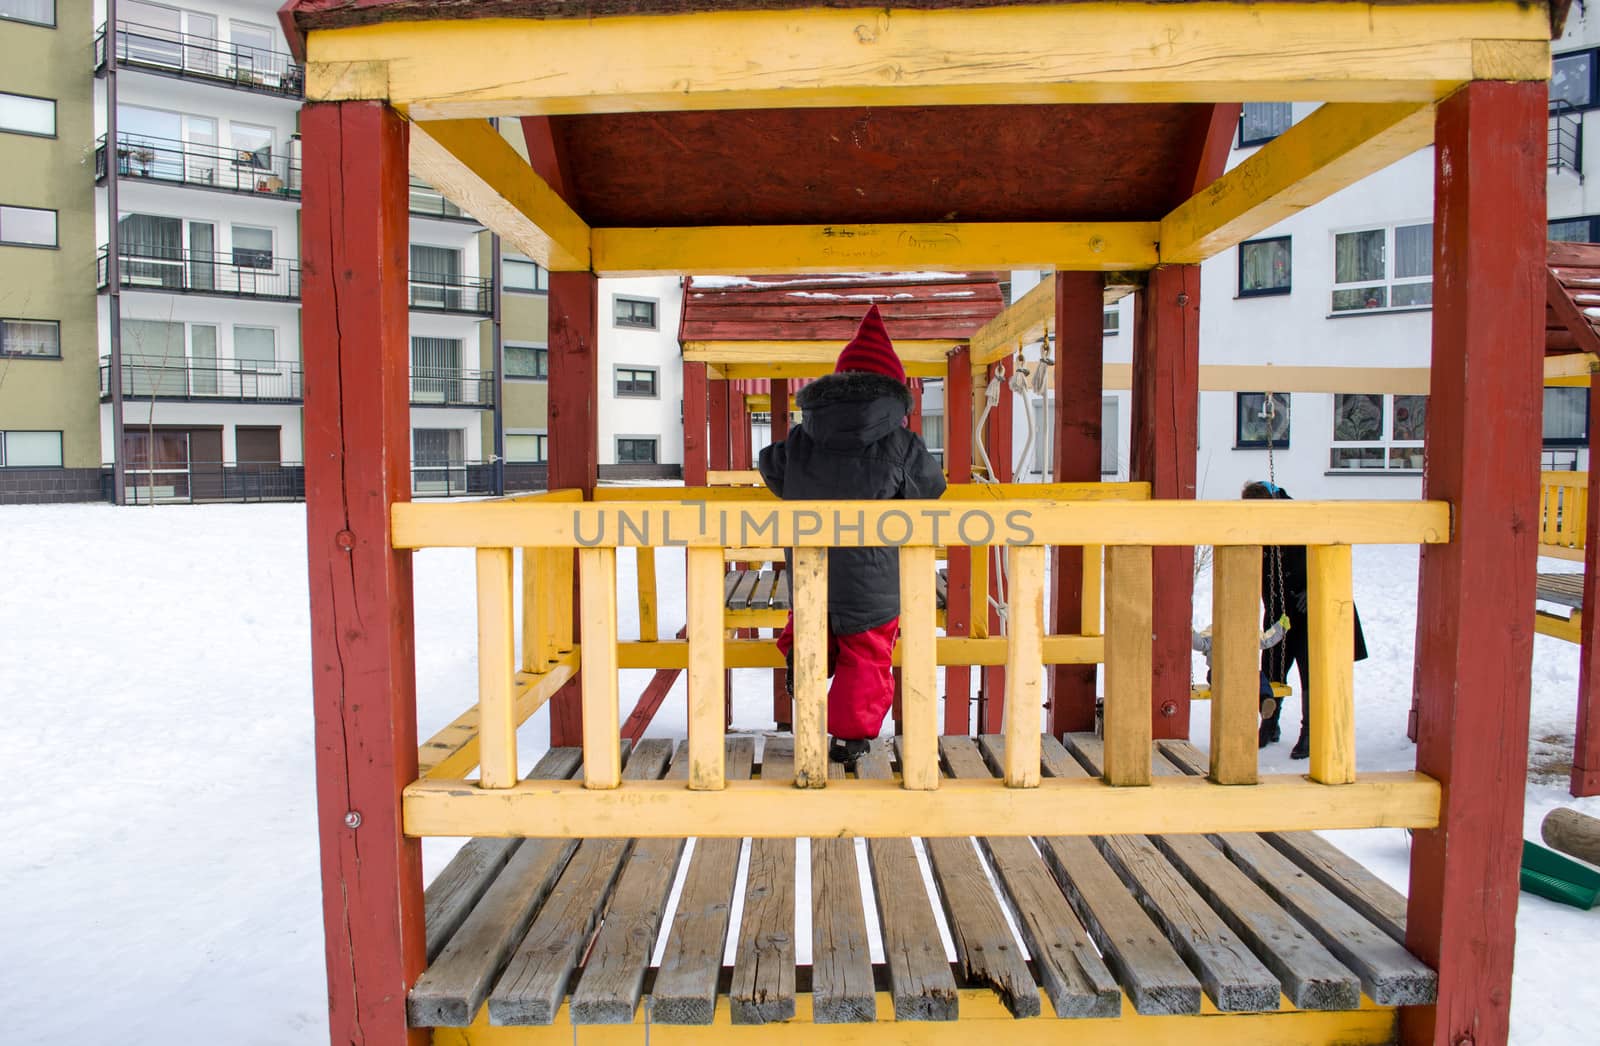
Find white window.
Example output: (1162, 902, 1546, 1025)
(231, 225, 273, 269)
(0, 92, 55, 136)
(617, 437, 658, 464)
(233, 326, 277, 366)
(1, 318, 59, 358)
(614, 296, 657, 330)
(1102, 309, 1120, 336)
(229, 21, 278, 81)
(0, 430, 63, 467)
(1330, 394, 1427, 471)
(0, 1, 55, 28)
(506, 432, 548, 463)
(615, 366, 658, 397)
(1332, 223, 1433, 313)
(0, 205, 56, 247)
(1102, 396, 1119, 475)
(503, 257, 548, 292)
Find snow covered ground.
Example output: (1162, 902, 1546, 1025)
(2, 502, 1599, 1044)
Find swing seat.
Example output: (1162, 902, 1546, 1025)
(1189, 682, 1293, 703)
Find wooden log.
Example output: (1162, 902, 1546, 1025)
(854, 744, 960, 1021)
(567, 744, 692, 1024)
(810, 757, 877, 1023)
(946, 737, 1120, 1018)
(651, 737, 757, 1023)
(485, 740, 673, 1025)
(1542, 807, 1600, 868)
(422, 748, 584, 962)
(730, 738, 796, 1024)
(985, 734, 1200, 1014)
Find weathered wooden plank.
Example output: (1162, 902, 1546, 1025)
(485, 740, 673, 1025)
(792, 548, 829, 788)
(1103, 545, 1153, 785)
(1306, 545, 1357, 785)
(853, 743, 960, 1021)
(651, 737, 757, 1023)
(899, 546, 941, 792)
(749, 569, 777, 610)
(901, 737, 1040, 1017)
(1159, 739, 1409, 946)
(992, 734, 1200, 1015)
(1002, 544, 1046, 787)
(728, 569, 761, 611)
(730, 738, 796, 1024)
(723, 571, 741, 605)
(567, 744, 692, 1024)
(1060, 734, 1287, 1012)
(422, 748, 583, 962)
(579, 547, 622, 788)
(1209, 545, 1262, 785)
(811, 757, 877, 1024)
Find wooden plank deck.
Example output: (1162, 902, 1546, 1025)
(1536, 571, 1584, 610)
(414, 734, 1439, 1029)
(726, 566, 948, 611)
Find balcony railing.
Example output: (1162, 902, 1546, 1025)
(98, 246, 300, 302)
(409, 273, 494, 315)
(96, 133, 300, 200)
(411, 367, 495, 408)
(1551, 102, 1583, 182)
(101, 354, 303, 402)
(410, 181, 476, 222)
(411, 461, 500, 497)
(117, 461, 306, 504)
(95, 20, 304, 98)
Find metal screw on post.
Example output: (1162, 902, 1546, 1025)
(344, 811, 362, 829)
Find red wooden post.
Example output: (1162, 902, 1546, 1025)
(1577, 416, 1600, 795)
(300, 100, 428, 1046)
(709, 380, 731, 473)
(732, 398, 753, 470)
(944, 347, 974, 734)
(1405, 81, 1545, 1046)
(683, 361, 709, 487)
(547, 269, 599, 746)
(1049, 272, 1104, 734)
(771, 378, 790, 442)
(980, 363, 1014, 734)
(908, 379, 924, 436)
(1131, 265, 1199, 740)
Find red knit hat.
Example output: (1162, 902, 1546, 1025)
(834, 304, 905, 383)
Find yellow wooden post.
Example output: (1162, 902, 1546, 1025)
(1081, 544, 1103, 636)
(1103, 545, 1152, 787)
(476, 547, 518, 788)
(519, 548, 547, 673)
(1209, 546, 1262, 785)
(686, 547, 727, 790)
(971, 545, 990, 639)
(792, 547, 829, 789)
(637, 546, 659, 642)
(579, 547, 621, 789)
(1307, 544, 1356, 785)
(899, 545, 939, 791)
(553, 549, 575, 653)
(1003, 545, 1046, 787)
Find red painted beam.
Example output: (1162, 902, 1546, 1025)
(1131, 266, 1200, 740)
(1579, 411, 1600, 795)
(621, 626, 689, 742)
(683, 361, 709, 487)
(943, 347, 974, 735)
(1049, 272, 1104, 735)
(908, 379, 924, 437)
(731, 400, 753, 471)
(547, 270, 599, 746)
(770, 377, 790, 443)
(1404, 81, 1545, 1046)
(709, 380, 731, 472)
(299, 100, 428, 1046)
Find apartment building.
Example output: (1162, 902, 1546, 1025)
(0, 0, 685, 504)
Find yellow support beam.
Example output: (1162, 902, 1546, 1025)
(899, 547, 941, 791)
(709, 360, 949, 380)
(686, 547, 726, 790)
(1004, 545, 1047, 787)
(1160, 102, 1436, 264)
(1307, 545, 1357, 785)
(792, 547, 829, 789)
(1546, 352, 1600, 383)
(1101, 363, 1433, 395)
(408, 118, 590, 271)
(404, 770, 1442, 839)
(614, 635, 1106, 670)
(392, 499, 1452, 551)
(304, 3, 1551, 116)
(418, 654, 578, 779)
(685, 340, 958, 367)
(1209, 546, 1263, 786)
(434, 992, 1400, 1044)
(594, 222, 1158, 276)
(1536, 609, 1583, 645)
(578, 547, 621, 789)
(1103, 545, 1153, 787)
(971, 277, 1057, 368)
(474, 548, 518, 789)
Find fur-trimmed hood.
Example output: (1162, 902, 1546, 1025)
(796, 371, 912, 450)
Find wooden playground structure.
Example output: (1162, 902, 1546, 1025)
(281, 1, 1563, 1043)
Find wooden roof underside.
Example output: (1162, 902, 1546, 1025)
(682, 273, 1005, 344)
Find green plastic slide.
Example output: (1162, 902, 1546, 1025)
(1520, 840, 1600, 910)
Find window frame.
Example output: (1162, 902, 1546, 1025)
(0, 90, 57, 138)
(0, 317, 61, 359)
(1329, 393, 1428, 472)
(1329, 221, 1433, 315)
(1237, 235, 1292, 298)
(1544, 386, 1590, 448)
(502, 256, 549, 294)
(1234, 392, 1291, 449)
(613, 295, 659, 331)
(616, 435, 660, 465)
(505, 429, 549, 464)
(1102, 308, 1120, 337)
(0, 1, 55, 29)
(614, 364, 660, 399)
(504, 343, 549, 381)
(1552, 47, 1600, 114)
(230, 224, 274, 269)
(1237, 102, 1293, 147)
(1550, 215, 1600, 243)
(0, 429, 64, 468)
(0, 204, 58, 248)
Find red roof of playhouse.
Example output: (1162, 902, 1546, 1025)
(1547, 242, 1600, 359)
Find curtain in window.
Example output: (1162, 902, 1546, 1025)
(1545, 388, 1590, 442)
(1240, 103, 1292, 143)
(1334, 230, 1385, 284)
(1, 1, 56, 25)
(1392, 396, 1428, 441)
(411, 245, 461, 309)
(121, 319, 186, 396)
(119, 213, 181, 259)
(1101, 397, 1119, 474)
(1394, 225, 1432, 279)
(1240, 240, 1290, 293)
(2, 320, 58, 356)
(411, 337, 461, 403)
(1333, 394, 1383, 441)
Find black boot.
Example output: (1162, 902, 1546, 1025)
(1290, 723, 1310, 760)
(1258, 696, 1281, 748)
(829, 737, 870, 771)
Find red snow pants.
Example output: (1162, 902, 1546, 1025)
(774, 614, 899, 740)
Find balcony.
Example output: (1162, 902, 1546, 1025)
(96, 134, 300, 201)
(98, 246, 300, 303)
(409, 273, 494, 315)
(1551, 102, 1584, 182)
(95, 20, 304, 98)
(411, 368, 495, 408)
(411, 461, 501, 498)
(100, 354, 303, 403)
(410, 181, 477, 223)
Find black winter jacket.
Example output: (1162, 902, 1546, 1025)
(758, 371, 947, 634)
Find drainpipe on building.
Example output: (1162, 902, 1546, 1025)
(491, 234, 505, 496)
(105, 0, 128, 506)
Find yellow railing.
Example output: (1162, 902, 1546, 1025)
(397, 494, 1450, 840)
(1540, 470, 1588, 560)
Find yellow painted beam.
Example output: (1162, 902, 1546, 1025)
(594, 223, 1158, 276)
(1546, 353, 1600, 382)
(706, 469, 764, 487)
(686, 547, 726, 790)
(1103, 546, 1153, 787)
(304, 4, 1550, 116)
(578, 548, 621, 789)
(1210, 546, 1262, 786)
(587, 481, 1150, 504)
(1307, 545, 1357, 785)
(392, 499, 1453, 551)
(1004, 545, 1047, 787)
(1102, 363, 1433, 394)
(418, 654, 578, 779)
(433, 992, 1399, 1044)
(971, 278, 1057, 368)
(1160, 103, 1436, 264)
(1536, 609, 1582, 645)
(899, 546, 941, 791)
(685, 340, 957, 366)
(408, 119, 590, 271)
(792, 547, 829, 788)
(405, 770, 1442, 839)
(708, 360, 949, 380)
(474, 548, 518, 789)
